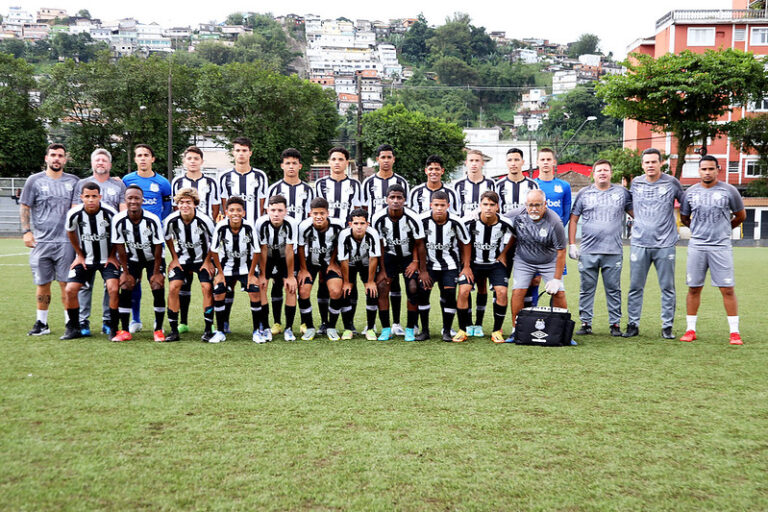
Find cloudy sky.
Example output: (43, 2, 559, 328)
(6, 0, 730, 57)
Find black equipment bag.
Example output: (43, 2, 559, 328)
(514, 293, 575, 346)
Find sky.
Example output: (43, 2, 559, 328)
(4, 0, 730, 58)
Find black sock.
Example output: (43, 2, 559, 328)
(285, 304, 296, 330)
(328, 297, 342, 329)
(341, 295, 355, 330)
(168, 310, 179, 334)
(299, 297, 313, 328)
(493, 302, 507, 332)
(261, 301, 270, 329)
(119, 289, 132, 331)
(390, 278, 402, 324)
(317, 282, 329, 325)
(365, 296, 378, 331)
(407, 309, 419, 329)
(179, 281, 192, 324)
(109, 308, 119, 335)
(476, 292, 488, 326)
(214, 298, 226, 332)
(271, 294, 283, 324)
(224, 291, 235, 325)
(203, 306, 213, 334)
(458, 308, 471, 331)
(152, 288, 166, 331)
(418, 305, 430, 333)
(250, 301, 261, 331)
(67, 308, 79, 328)
(442, 288, 457, 334)
(379, 308, 390, 328)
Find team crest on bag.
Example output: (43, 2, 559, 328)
(531, 318, 548, 341)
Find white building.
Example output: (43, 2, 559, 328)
(578, 53, 601, 67)
(136, 22, 171, 52)
(516, 48, 539, 64)
(377, 44, 402, 78)
(459, 128, 538, 179)
(6, 6, 34, 26)
(520, 88, 547, 111)
(552, 70, 578, 95)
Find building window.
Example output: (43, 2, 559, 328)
(751, 27, 768, 45)
(748, 97, 768, 112)
(728, 161, 740, 174)
(735, 28, 746, 42)
(746, 161, 765, 177)
(688, 27, 715, 46)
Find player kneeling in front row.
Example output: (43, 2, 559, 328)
(679, 155, 746, 345)
(164, 188, 216, 342)
(112, 185, 167, 341)
(211, 197, 263, 343)
(296, 197, 346, 341)
(256, 195, 299, 341)
(459, 191, 515, 343)
(419, 191, 472, 342)
(61, 182, 120, 340)
(338, 208, 381, 340)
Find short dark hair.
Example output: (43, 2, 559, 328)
(184, 146, 203, 159)
(134, 144, 155, 157)
(506, 148, 524, 158)
(349, 208, 368, 221)
(425, 155, 444, 167)
(431, 190, 449, 203)
(126, 184, 143, 195)
(46, 143, 66, 154)
(310, 197, 329, 210)
(328, 146, 350, 159)
(268, 195, 287, 206)
(281, 148, 301, 162)
(699, 155, 719, 167)
(226, 196, 246, 210)
(376, 144, 395, 157)
(642, 148, 662, 159)
(539, 147, 556, 158)
(81, 181, 101, 193)
(480, 190, 499, 204)
(592, 159, 613, 170)
(232, 136, 252, 149)
(386, 184, 405, 197)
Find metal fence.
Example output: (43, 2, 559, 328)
(0, 178, 28, 197)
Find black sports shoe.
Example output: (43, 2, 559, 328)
(201, 331, 215, 343)
(661, 326, 674, 339)
(317, 323, 328, 335)
(441, 330, 453, 342)
(610, 324, 623, 337)
(28, 320, 50, 336)
(60, 324, 82, 340)
(414, 330, 431, 341)
(575, 323, 592, 335)
(164, 332, 180, 342)
(623, 323, 639, 337)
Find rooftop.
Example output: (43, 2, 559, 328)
(656, 8, 768, 29)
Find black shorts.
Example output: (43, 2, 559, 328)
(68, 262, 120, 284)
(348, 264, 371, 285)
(127, 259, 166, 281)
(169, 263, 212, 283)
(213, 274, 259, 295)
(382, 253, 418, 280)
(427, 268, 459, 289)
(460, 262, 509, 288)
(302, 264, 342, 285)
(265, 257, 296, 282)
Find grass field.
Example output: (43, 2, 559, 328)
(1, 237, 767, 511)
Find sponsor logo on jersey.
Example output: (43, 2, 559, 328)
(143, 198, 158, 205)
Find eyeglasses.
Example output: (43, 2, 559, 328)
(526, 203, 544, 208)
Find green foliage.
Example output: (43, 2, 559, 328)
(597, 49, 768, 178)
(360, 104, 465, 184)
(729, 114, 768, 168)
(426, 13, 495, 63)
(568, 33, 600, 58)
(0, 54, 47, 176)
(399, 14, 433, 64)
(597, 147, 644, 184)
(434, 56, 478, 85)
(75, 9, 91, 19)
(41, 55, 198, 175)
(195, 62, 338, 181)
(50, 32, 108, 62)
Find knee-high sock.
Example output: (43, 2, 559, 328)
(285, 304, 296, 330)
(347, 285, 358, 329)
(379, 306, 390, 328)
(250, 300, 262, 331)
(271, 289, 283, 324)
(493, 301, 507, 332)
(328, 297, 342, 329)
(317, 281, 329, 325)
(109, 307, 119, 335)
(441, 288, 457, 333)
(390, 278, 402, 324)
(179, 279, 192, 324)
(417, 288, 430, 331)
(203, 306, 214, 334)
(475, 292, 488, 326)
(457, 307, 471, 331)
(341, 294, 355, 330)
(299, 297, 314, 328)
(214, 298, 226, 332)
(365, 294, 378, 331)
(152, 288, 166, 331)
(118, 289, 133, 331)
(224, 290, 235, 325)
(168, 309, 179, 334)
(131, 284, 142, 323)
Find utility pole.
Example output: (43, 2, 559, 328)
(356, 72, 364, 181)
(167, 60, 174, 181)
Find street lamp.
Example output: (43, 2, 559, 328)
(561, 115, 597, 154)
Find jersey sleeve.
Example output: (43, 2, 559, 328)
(163, 216, 174, 241)
(455, 217, 471, 244)
(623, 187, 633, 214)
(447, 187, 459, 215)
(19, 176, 37, 207)
(287, 217, 299, 246)
(562, 182, 572, 224)
(170, 177, 180, 207)
(571, 189, 584, 217)
(111, 215, 124, 244)
(72, 180, 84, 205)
(336, 231, 349, 262)
(679, 190, 692, 216)
(212, 223, 225, 252)
(258, 171, 268, 200)
(218, 173, 230, 199)
(161, 178, 172, 220)
(411, 212, 425, 239)
(553, 218, 567, 250)
(729, 185, 745, 213)
(353, 180, 363, 208)
(65, 207, 79, 232)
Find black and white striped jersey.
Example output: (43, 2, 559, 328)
(452, 176, 496, 217)
(419, 212, 471, 271)
(65, 204, 118, 266)
(361, 172, 409, 215)
(371, 207, 424, 258)
(212, 218, 260, 276)
(463, 215, 515, 266)
(408, 183, 459, 215)
(171, 174, 220, 219)
(111, 210, 164, 264)
(218, 168, 269, 221)
(337, 227, 381, 268)
(163, 211, 215, 265)
(495, 176, 539, 215)
(266, 179, 314, 219)
(314, 176, 362, 220)
(254, 214, 299, 260)
(297, 217, 346, 267)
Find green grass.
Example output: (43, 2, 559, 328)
(1, 237, 767, 510)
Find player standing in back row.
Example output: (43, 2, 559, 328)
(219, 136, 268, 222)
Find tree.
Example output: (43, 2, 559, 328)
(434, 56, 478, 85)
(596, 147, 644, 185)
(76, 9, 91, 19)
(399, 14, 433, 64)
(42, 55, 198, 175)
(0, 39, 27, 59)
(0, 54, 47, 176)
(596, 49, 768, 178)
(225, 12, 245, 25)
(195, 62, 338, 180)
(729, 114, 768, 195)
(360, 104, 466, 185)
(568, 34, 600, 58)
(51, 32, 108, 62)
(425, 13, 494, 62)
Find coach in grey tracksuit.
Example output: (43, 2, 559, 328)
(568, 159, 633, 336)
(624, 148, 684, 339)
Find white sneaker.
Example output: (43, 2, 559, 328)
(284, 328, 296, 341)
(301, 328, 316, 341)
(252, 330, 266, 344)
(129, 321, 143, 334)
(327, 328, 340, 341)
(209, 331, 226, 344)
(392, 323, 405, 336)
(261, 328, 273, 342)
(473, 325, 484, 337)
